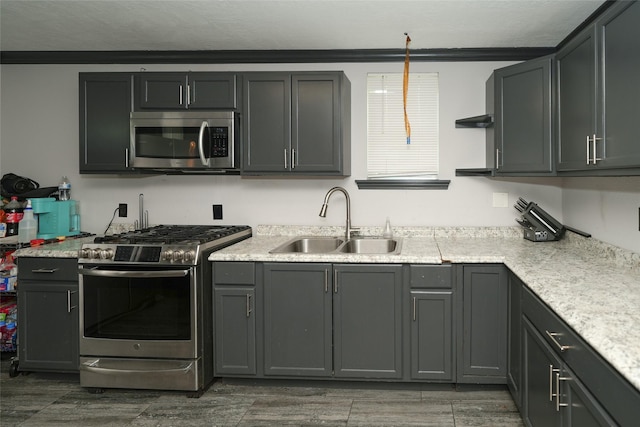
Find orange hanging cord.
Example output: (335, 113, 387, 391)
(403, 33, 411, 144)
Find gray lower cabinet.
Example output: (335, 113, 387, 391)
(16, 257, 79, 373)
(508, 272, 523, 409)
(556, 0, 640, 173)
(263, 263, 332, 377)
(333, 264, 403, 379)
(521, 285, 639, 426)
(79, 73, 134, 173)
(213, 262, 256, 376)
(457, 264, 508, 383)
(409, 264, 454, 381)
(242, 71, 350, 176)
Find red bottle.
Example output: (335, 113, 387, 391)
(4, 196, 23, 236)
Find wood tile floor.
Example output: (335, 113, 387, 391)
(1, 354, 524, 426)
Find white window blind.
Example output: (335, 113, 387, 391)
(367, 72, 439, 178)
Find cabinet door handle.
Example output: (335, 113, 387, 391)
(324, 269, 329, 293)
(334, 270, 338, 293)
(187, 84, 191, 106)
(291, 149, 296, 169)
(31, 268, 59, 274)
(586, 134, 603, 164)
(246, 294, 252, 318)
(179, 85, 184, 106)
(67, 290, 78, 313)
(586, 134, 591, 164)
(549, 364, 554, 401)
(125, 148, 130, 168)
(545, 330, 572, 352)
(283, 149, 288, 169)
(412, 296, 417, 321)
(555, 372, 569, 411)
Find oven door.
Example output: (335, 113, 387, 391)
(79, 265, 197, 359)
(130, 111, 235, 170)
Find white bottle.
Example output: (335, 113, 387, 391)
(383, 217, 393, 239)
(18, 200, 38, 243)
(58, 176, 71, 201)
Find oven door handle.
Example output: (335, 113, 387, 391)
(79, 268, 190, 278)
(82, 359, 194, 375)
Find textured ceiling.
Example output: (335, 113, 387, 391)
(0, 0, 607, 51)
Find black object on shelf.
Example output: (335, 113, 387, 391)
(455, 168, 495, 177)
(455, 114, 494, 128)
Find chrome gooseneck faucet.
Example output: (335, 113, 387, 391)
(319, 186, 355, 240)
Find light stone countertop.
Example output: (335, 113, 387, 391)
(11, 236, 96, 258)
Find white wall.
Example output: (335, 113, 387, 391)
(0, 60, 610, 249)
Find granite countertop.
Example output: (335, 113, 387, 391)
(10, 236, 96, 258)
(210, 225, 640, 392)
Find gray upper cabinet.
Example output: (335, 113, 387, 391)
(457, 264, 508, 384)
(79, 73, 135, 173)
(557, 1, 640, 173)
(263, 263, 333, 377)
(493, 56, 554, 174)
(333, 264, 403, 379)
(242, 72, 351, 176)
(134, 72, 238, 110)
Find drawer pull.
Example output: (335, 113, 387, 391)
(545, 330, 572, 352)
(31, 268, 59, 274)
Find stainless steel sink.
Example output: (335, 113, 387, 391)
(270, 237, 345, 254)
(338, 238, 399, 254)
(269, 236, 401, 255)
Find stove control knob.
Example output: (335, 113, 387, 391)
(173, 250, 185, 263)
(162, 250, 174, 261)
(99, 248, 114, 260)
(183, 250, 196, 263)
(90, 248, 102, 259)
(78, 248, 91, 259)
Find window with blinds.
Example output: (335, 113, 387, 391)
(367, 72, 439, 178)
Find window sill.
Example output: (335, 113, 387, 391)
(355, 179, 450, 190)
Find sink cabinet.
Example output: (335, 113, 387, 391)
(333, 264, 403, 379)
(241, 72, 351, 176)
(16, 257, 79, 373)
(263, 263, 333, 377)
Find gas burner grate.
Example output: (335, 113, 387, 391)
(94, 225, 251, 245)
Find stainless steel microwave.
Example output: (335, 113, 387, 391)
(130, 111, 238, 172)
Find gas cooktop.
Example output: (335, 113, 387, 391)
(93, 225, 251, 245)
(80, 225, 252, 265)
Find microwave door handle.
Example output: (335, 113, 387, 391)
(198, 121, 211, 166)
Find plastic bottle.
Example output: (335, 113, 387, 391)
(18, 199, 38, 243)
(383, 217, 393, 239)
(4, 196, 23, 236)
(58, 175, 71, 201)
(0, 199, 6, 238)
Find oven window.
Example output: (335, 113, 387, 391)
(82, 271, 191, 340)
(135, 126, 211, 159)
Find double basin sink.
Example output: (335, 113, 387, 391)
(270, 236, 402, 255)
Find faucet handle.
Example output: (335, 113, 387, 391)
(348, 227, 361, 238)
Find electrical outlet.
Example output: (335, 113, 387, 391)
(118, 203, 127, 217)
(213, 204, 223, 220)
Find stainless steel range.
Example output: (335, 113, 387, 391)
(77, 225, 251, 397)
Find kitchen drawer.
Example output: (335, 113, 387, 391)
(17, 257, 78, 282)
(522, 286, 640, 426)
(410, 264, 452, 288)
(213, 262, 255, 285)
